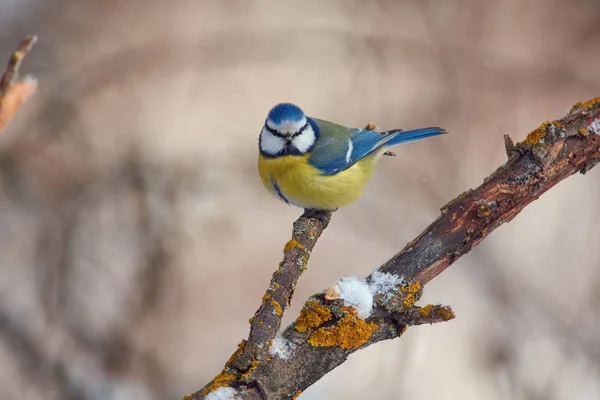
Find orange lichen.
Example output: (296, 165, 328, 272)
(400, 281, 421, 294)
(295, 300, 332, 332)
(271, 300, 283, 316)
(520, 122, 549, 145)
(570, 97, 600, 113)
(298, 255, 309, 271)
(403, 293, 416, 307)
(417, 304, 455, 320)
(272, 283, 280, 290)
(307, 311, 377, 349)
(439, 307, 455, 321)
(206, 370, 237, 393)
(225, 340, 247, 368)
(262, 292, 271, 303)
(398, 281, 421, 308)
(477, 204, 491, 218)
(292, 390, 303, 399)
(418, 304, 435, 317)
(283, 238, 305, 253)
(240, 358, 260, 381)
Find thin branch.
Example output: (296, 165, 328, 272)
(187, 97, 600, 400)
(229, 212, 332, 372)
(0, 36, 38, 132)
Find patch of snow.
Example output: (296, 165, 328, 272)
(269, 333, 293, 359)
(590, 118, 600, 135)
(205, 387, 239, 400)
(336, 276, 373, 319)
(369, 270, 404, 295)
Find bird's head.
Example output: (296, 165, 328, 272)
(259, 103, 317, 157)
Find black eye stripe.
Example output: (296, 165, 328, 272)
(264, 121, 309, 138)
(264, 124, 284, 137)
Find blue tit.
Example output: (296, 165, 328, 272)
(258, 103, 448, 212)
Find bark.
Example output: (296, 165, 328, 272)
(188, 96, 600, 400)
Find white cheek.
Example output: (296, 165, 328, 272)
(260, 128, 285, 155)
(292, 125, 316, 154)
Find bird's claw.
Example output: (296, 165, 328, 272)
(301, 208, 335, 228)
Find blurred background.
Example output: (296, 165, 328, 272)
(1, 0, 600, 399)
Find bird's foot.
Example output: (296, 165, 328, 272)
(301, 208, 335, 228)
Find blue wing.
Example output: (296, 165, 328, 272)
(307, 118, 447, 176)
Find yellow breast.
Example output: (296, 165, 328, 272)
(257, 153, 380, 210)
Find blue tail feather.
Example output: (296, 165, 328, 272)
(385, 127, 448, 147)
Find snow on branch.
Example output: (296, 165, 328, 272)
(186, 98, 600, 400)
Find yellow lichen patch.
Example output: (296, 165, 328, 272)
(400, 281, 421, 294)
(207, 370, 237, 393)
(418, 304, 435, 317)
(292, 390, 303, 399)
(295, 301, 332, 332)
(262, 292, 272, 303)
(520, 122, 549, 145)
(307, 312, 378, 349)
(398, 281, 421, 308)
(439, 307, 455, 321)
(249, 316, 254, 324)
(225, 340, 246, 369)
(477, 204, 491, 218)
(298, 255, 309, 271)
(240, 358, 260, 381)
(403, 293, 416, 307)
(182, 393, 194, 400)
(284, 238, 305, 253)
(272, 283, 280, 290)
(570, 97, 600, 113)
(271, 300, 283, 316)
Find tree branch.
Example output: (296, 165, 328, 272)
(0, 36, 38, 132)
(186, 97, 600, 400)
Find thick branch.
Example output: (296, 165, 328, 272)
(187, 97, 600, 400)
(0, 36, 38, 132)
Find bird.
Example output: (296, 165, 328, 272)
(257, 103, 448, 220)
